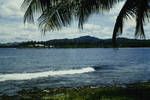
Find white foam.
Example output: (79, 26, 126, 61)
(0, 67, 95, 82)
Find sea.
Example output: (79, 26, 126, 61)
(0, 48, 150, 95)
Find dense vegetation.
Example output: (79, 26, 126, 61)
(0, 36, 150, 48)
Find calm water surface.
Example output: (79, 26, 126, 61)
(0, 48, 150, 95)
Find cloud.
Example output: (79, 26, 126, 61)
(0, 0, 23, 18)
(0, 0, 150, 43)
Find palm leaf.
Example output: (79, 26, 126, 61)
(112, 0, 136, 46)
(113, 0, 150, 46)
(76, 0, 120, 29)
(38, 1, 74, 32)
(22, 0, 121, 32)
(135, 0, 149, 39)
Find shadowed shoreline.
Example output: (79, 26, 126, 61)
(1, 36, 150, 48)
(1, 82, 150, 100)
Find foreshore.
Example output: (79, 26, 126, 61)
(1, 82, 150, 100)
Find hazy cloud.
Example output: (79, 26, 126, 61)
(0, 0, 150, 43)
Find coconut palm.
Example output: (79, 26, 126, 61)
(21, 0, 120, 31)
(113, 0, 150, 46)
(22, 0, 150, 46)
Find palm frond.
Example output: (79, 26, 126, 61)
(112, 0, 136, 46)
(22, 0, 53, 23)
(22, 0, 121, 32)
(38, 1, 74, 32)
(113, 0, 150, 46)
(135, 0, 149, 39)
(76, 0, 121, 29)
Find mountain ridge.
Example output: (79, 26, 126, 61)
(0, 35, 150, 48)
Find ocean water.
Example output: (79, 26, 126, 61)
(0, 48, 150, 95)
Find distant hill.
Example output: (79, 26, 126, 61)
(0, 36, 150, 48)
(73, 36, 100, 42)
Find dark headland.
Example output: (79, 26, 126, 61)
(1, 36, 150, 48)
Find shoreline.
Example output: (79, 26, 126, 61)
(1, 82, 150, 100)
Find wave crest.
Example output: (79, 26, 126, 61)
(0, 67, 95, 82)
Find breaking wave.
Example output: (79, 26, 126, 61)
(0, 67, 95, 82)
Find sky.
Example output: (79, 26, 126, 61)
(0, 0, 150, 43)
